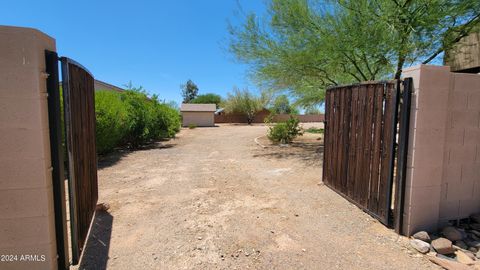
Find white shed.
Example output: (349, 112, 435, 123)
(180, 104, 216, 127)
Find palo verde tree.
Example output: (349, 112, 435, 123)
(222, 87, 271, 124)
(270, 94, 298, 114)
(228, 0, 480, 106)
(181, 79, 199, 103)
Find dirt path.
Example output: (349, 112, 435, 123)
(79, 124, 437, 269)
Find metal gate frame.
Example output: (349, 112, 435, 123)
(45, 50, 69, 270)
(46, 51, 99, 268)
(322, 78, 412, 232)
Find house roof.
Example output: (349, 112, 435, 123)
(180, 103, 216, 112)
(94, 80, 125, 93)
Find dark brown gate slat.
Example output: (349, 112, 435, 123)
(323, 81, 402, 227)
(346, 86, 359, 198)
(340, 88, 352, 192)
(333, 89, 341, 190)
(368, 84, 384, 214)
(353, 86, 366, 204)
(61, 58, 98, 265)
(377, 82, 398, 223)
(362, 85, 375, 208)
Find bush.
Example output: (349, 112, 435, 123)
(146, 99, 181, 139)
(120, 90, 151, 147)
(305, 127, 324, 134)
(94, 89, 181, 154)
(95, 91, 129, 154)
(188, 124, 197, 129)
(267, 116, 303, 144)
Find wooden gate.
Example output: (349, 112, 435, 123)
(61, 57, 99, 264)
(323, 80, 412, 231)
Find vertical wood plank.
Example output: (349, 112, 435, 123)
(361, 85, 375, 207)
(368, 84, 384, 213)
(346, 86, 359, 198)
(353, 85, 367, 203)
(378, 82, 398, 222)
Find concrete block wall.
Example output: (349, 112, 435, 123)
(439, 72, 480, 224)
(402, 64, 480, 236)
(0, 26, 58, 270)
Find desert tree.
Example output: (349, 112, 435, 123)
(270, 94, 298, 114)
(222, 87, 271, 124)
(181, 79, 199, 103)
(228, 0, 480, 105)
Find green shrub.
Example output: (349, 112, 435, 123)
(188, 124, 197, 129)
(120, 90, 181, 147)
(95, 91, 129, 154)
(267, 116, 303, 144)
(93, 89, 181, 154)
(146, 98, 181, 139)
(305, 127, 324, 134)
(120, 90, 152, 147)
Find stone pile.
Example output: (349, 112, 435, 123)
(409, 213, 480, 269)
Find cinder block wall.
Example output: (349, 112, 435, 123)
(402, 64, 480, 236)
(0, 26, 58, 270)
(440, 72, 480, 224)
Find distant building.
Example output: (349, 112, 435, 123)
(444, 31, 480, 73)
(94, 80, 125, 92)
(180, 104, 216, 127)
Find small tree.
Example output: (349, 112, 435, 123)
(190, 93, 222, 108)
(223, 88, 270, 124)
(270, 94, 298, 114)
(181, 79, 199, 103)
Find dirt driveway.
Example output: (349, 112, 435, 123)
(78, 124, 437, 269)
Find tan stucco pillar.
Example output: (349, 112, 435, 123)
(402, 64, 480, 235)
(0, 26, 58, 270)
(401, 65, 451, 235)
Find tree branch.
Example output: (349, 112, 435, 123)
(343, 52, 369, 81)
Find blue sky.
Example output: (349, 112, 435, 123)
(2, 0, 266, 104)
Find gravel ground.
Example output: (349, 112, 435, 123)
(76, 123, 438, 270)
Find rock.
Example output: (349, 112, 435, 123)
(464, 251, 477, 260)
(477, 250, 480, 259)
(469, 247, 478, 253)
(442, 226, 464, 242)
(472, 234, 480, 241)
(96, 203, 110, 212)
(470, 230, 480, 238)
(471, 224, 480, 231)
(455, 250, 475, 265)
(437, 254, 457, 261)
(454, 240, 469, 250)
(410, 239, 431, 254)
(465, 239, 480, 248)
(471, 214, 480, 224)
(432, 238, 455, 254)
(429, 256, 471, 270)
(413, 231, 431, 243)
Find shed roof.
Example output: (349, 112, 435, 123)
(180, 103, 216, 112)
